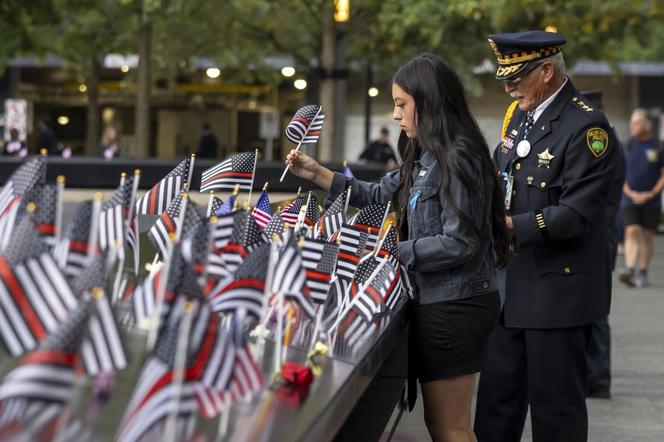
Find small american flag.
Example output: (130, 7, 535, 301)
(280, 195, 306, 227)
(215, 193, 236, 216)
(221, 211, 265, 274)
(207, 195, 223, 218)
(80, 289, 129, 376)
(207, 213, 236, 279)
(0, 299, 88, 430)
(352, 204, 387, 252)
(252, 190, 272, 229)
(301, 194, 320, 229)
(200, 152, 256, 193)
(147, 191, 185, 259)
(285, 105, 325, 145)
(209, 242, 269, 320)
(99, 174, 134, 258)
(0, 218, 77, 356)
(271, 237, 315, 319)
(301, 238, 338, 304)
(263, 212, 285, 240)
(315, 188, 347, 240)
(349, 257, 389, 322)
(135, 156, 190, 215)
(0, 156, 45, 251)
(335, 223, 369, 281)
(53, 200, 93, 278)
(19, 184, 58, 248)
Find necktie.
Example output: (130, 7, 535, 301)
(523, 111, 535, 139)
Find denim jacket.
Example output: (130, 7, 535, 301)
(328, 149, 497, 305)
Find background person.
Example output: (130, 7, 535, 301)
(196, 122, 220, 159)
(285, 53, 510, 441)
(359, 126, 397, 166)
(618, 108, 664, 288)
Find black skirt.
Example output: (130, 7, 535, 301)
(411, 291, 500, 382)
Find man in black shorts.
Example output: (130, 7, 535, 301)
(618, 109, 664, 288)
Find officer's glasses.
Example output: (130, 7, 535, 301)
(503, 62, 544, 87)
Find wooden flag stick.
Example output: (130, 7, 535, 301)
(248, 149, 259, 203)
(375, 201, 392, 247)
(164, 300, 195, 442)
(206, 191, 216, 218)
(279, 106, 324, 182)
(187, 153, 196, 190)
(147, 232, 176, 350)
(54, 175, 65, 243)
(274, 290, 285, 374)
(343, 185, 352, 220)
(128, 169, 141, 275)
(88, 193, 103, 257)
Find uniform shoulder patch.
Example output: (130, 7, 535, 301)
(571, 96, 594, 113)
(586, 127, 609, 158)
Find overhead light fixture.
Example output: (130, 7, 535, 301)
(334, 0, 350, 22)
(120, 64, 129, 73)
(281, 66, 295, 77)
(368, 87, 379, 97)
(78, 84, 87, 93)
(294, 79, 307, 90)
(57, 115, 69, 125)
(206, 67, 221, 79)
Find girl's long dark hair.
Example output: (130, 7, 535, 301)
(392, 53, 511, 267)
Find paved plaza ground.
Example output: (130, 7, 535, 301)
(392, 235, 664, 441)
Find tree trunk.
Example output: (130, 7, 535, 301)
(135, 18, 152, 158)
(85, 57, 100, 157)
(318, 6, 335, 162)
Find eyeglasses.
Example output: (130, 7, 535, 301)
(503, 62, 544, 87)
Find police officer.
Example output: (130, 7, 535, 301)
(474, 31, 618, 442)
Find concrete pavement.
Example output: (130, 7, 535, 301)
(390, 235, 664, 441)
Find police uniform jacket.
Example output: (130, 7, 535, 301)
(495, 79, 617, 328)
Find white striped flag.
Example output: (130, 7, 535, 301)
(335, 223, 368, 281)
(301, 238, 338, 304)
(53, 200, 93, 278)
(0, 299, 88, 431)
(285, 105, 325, 145)
(209, 242, 269, 320)
(135, 156, 191, 216)
(0, 218, 77, 357)
(118, 301, 202, 442)
(80, 289, 129, 376)
(316, 188, 347, 241)
(251, 190, 272, 229)
(0, 156, 45, 252)
(200, 152, 256, 193)
(220, 211, 266, 274)
(271, 237, 315, 319)
(206, 213, 236, 279)
(147, 190, 185, 259)
(99, 174, 134, 258)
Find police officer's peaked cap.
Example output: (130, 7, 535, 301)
(488, 30, 566, 80)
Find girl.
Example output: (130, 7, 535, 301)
(286, 53, 510, 441)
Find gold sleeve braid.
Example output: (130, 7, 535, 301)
(501, 100, 519, 140)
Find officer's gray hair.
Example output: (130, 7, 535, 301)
(543, 52, 566, 76)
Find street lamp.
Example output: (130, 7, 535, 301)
(206, 67, 221, 79)
(334, 0, 349, 22)
(294, 79, 307, 90)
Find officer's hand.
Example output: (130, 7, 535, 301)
(631, 192, 652, 205)
(285, 150, 320, 181)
